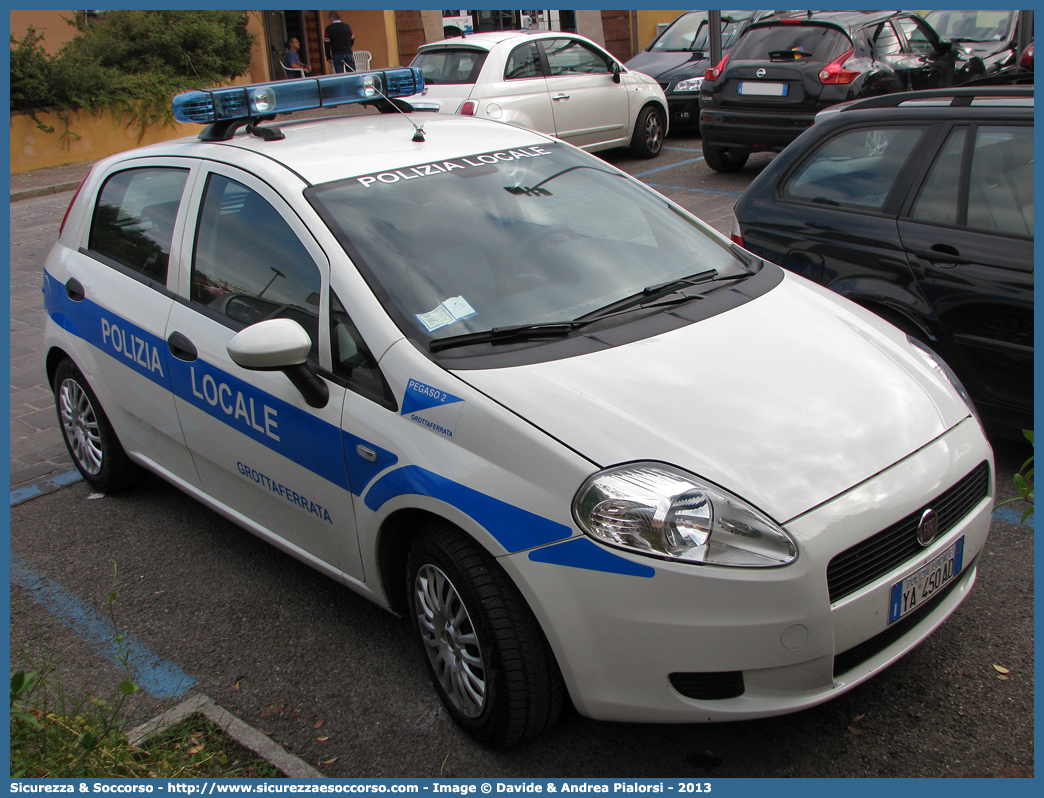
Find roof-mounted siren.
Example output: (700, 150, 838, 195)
(172, 67, 425, 142)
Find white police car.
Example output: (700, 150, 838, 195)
(45, 68, 994, 748)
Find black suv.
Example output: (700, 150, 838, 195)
(732, 87, 1033, 438)
(625, 10, 761, 130)
(698, 10, 985, 172)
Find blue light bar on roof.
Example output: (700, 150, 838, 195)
(172, 67, 425, 124)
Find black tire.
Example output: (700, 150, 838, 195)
(630, 105, 665, 159)
(52, 358, 141, 493)
(702, 141, 749, 173)
(407, 522, 564, 748)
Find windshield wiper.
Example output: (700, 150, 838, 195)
(429, 321, 584, 353)
(576, 269, 720, 321)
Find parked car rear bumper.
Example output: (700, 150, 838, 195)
(700, 107, 816, 150)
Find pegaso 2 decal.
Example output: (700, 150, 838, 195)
(401, 378, 464, 438)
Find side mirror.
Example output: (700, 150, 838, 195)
(227, 318, 329, 408)
(612, 61, 622, 83)
(936, 36, 953, 54)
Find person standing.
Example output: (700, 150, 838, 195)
(324, 11, 355, 73)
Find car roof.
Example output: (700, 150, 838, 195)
(113, 112, 555, 187)
(418, 29, 575, 52)
(754, 9, 903, 31)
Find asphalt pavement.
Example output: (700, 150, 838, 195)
(8, 129, 1035, 778)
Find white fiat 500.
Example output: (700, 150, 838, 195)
(44, 69, 993, 749)
(404, 30, 669, 158)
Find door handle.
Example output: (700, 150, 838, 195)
(552, 93, 570, 100)
(65, 278, 85, 302)
(166, 331, 198, 362)
(911, 245, 971, 266)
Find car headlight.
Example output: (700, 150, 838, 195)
(573, 464, 797, 567)
(907, 335, 983, 430)
(673, 76, 704, 92)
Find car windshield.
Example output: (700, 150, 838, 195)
(307, 143, 750, 347)
(649, 11, 754, 53)
(731, 23, 853, 63)
(925, 10, 1015, 43)
(411, 48, 488, 84)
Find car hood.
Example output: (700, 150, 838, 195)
(453, 273, 971, 524)
(626, 51, 710, 83)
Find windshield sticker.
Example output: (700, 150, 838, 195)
(355, 146, 552, 188)
(415, 295, 477, 332)
(402, 378, 465, 439)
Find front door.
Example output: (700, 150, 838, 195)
(540, 38, 630, 148)
(166, 164, 362, 577)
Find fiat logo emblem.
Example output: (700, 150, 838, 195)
(917, 508, 939, 547)
(757, 68, 767, 77)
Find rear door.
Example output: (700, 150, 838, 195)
(538, 37, 629, 147)
(54, 158, 202, 487)
(898, 123, 1033, 415)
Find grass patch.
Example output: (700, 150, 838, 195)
(138, 715, 285, 778)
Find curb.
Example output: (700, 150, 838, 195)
(127, 694, 324, 779)
(10, 181, 82, 202)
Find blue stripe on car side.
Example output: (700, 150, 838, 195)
(341, 431, 398, 496)
(363, 465, 572, 554)
(528, 537, 656, 578)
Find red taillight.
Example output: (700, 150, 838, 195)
(458, 100, 478, 116)
(1019, 43, 1033, 70)
(730, 214, 743, 247)
(819, 48, 858, 84)
(59, 171, 91, 238)
(705, 52, 731, 82)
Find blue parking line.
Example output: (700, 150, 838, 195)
(633, 156, 706, 178)
(645, 183, 743, 197)
(10, 554, 196, 699)
(10, 468, 82, 507)
(992, 506, 1034, 529)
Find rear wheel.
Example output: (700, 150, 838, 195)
(52, 358, 141, 493)
(702, 141, 749, 173)
(407, 522, 563, 748)
(630, 106, 665, 158)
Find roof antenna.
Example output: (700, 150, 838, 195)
(365, 80, 426, 142)
(184, 53, 206, 91)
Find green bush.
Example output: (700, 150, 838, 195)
(10, 11, 255, 133)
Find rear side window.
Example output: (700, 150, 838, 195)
(88, 167, 189, 285)
(967, 127, 1033, 237)
(784, 126, 924, 209)
(412, 49, 487, 84)
(192, 174, 322, 358)
(505, 43, 543, 79)
(731, 24, 852, 63)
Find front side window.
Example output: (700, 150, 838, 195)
(784, 126, 924, 209)
(867, 22, 902, 56)
(896, 18, 936, 54)
(331, 292, 387, 399)
(192, 174, 322, 358)
(88, 167, 189, 284)
(542, 39, 611, 76)
(307, 143, 754, 351)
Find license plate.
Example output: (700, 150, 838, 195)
(888, 536, 965, 623)
(739, 81, 788, 96)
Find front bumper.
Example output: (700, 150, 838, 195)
(502, 417, 993, 723)
(699, 106, 815, 151)
(665, 93, 701, 129)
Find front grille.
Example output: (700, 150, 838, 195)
(669, 671, 745, 700)
(833, 556, 975, 677)
(827, 461, 990, 603)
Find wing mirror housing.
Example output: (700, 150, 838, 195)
(227, 318, 329, 408)
(612, 61, 622, 83)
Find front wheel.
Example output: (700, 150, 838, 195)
(52, 358, 141, 493)
(702, 141, 749, 173)
(630, 106, 665, 159)
(407, 523, 564, 748)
